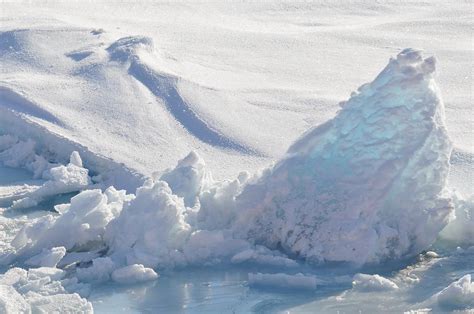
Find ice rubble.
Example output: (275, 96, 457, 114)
(0, 267, 92, 313)
(352, 273, 399, 291)
(433, 274, 474, 310)
(234, 48, 453, 265)
(440, 192, 474, 246)
(0, 50, 460, 290)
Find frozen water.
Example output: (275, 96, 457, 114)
(0, 1, 472, 313)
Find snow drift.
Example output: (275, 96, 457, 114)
(234, 48, 453, 265)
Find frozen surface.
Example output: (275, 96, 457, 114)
(0, 1, 473, 313)
(235, 49, 453, 265)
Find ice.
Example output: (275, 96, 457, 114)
(11, 151, 91, 209)
(248, 272, 317, 290)
(0, 267, 92, 313)
(25, 246, 66, 267)
(105, 180, 191, 269)
(352, 273, 399, 291)
(234, 49, 453, 266)
(8, 186, 130, 261)
(160, 151, 212, 207)
(77, 257, 116, 283)
(434, 274, 474, 310)
(440, 192, 474, 246)
(111, 264, 158, 284)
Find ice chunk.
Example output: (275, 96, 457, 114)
(0, 285, 31, 313)
(235, 49, 453, 265)
(11, 152, 92, 209)
(69, 151, 83, 167)
(352, 273, 399, 291)
(10, 187, 129, 260)
(440, 192, 474, 246)
(160, 151, 212, 207)
(25, 246, 66, 267)
(111, 264, 158, 284)
(77, 257, 116, 283)
(248, 272, 317, 290)
(105, 180, 191, 269)
(435, 274, 474, 310)
(0, 267, 92, 313)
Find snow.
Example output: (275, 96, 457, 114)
(0, 1, 472, 313)
(434, 274, 474, 310)
(234, 48, 453, 265)
(440, 192, 474, 246)
(25, 246, 66, 268)
(111, 264, 158, 284)
(248, 272, 317, 290)
(7, 186, 130, 262)
(0, 267, 92, 314)
(352, 273, 399, 292)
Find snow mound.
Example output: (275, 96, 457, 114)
(434, 274, 474, 310)
(0, 267, 92, 313)
(352, 273, 399, 291)
(234, 48, 453, 265)
(248, 272, 317, 290)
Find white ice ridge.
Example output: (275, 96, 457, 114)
(234, 48, 453, 265)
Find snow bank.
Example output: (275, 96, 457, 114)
(248, 272, 317, 290)
(234, 49, 453, 265)
(434, 274, 474, 310)
(111, 264, 158, 284)
(0, 267, 92, 313)
(352, 273, 399, 291)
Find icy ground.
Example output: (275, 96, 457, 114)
(1, 1, 473, 313)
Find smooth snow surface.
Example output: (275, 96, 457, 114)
(1, 1, 472, 313)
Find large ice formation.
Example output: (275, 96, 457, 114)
(234, 49, 453, 265)
(0, 49, 455, 277)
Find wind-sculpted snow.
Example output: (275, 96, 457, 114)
(107, 36, 257, 154)
(0, 86, 63, 126)
(234, 49, 453, 265)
